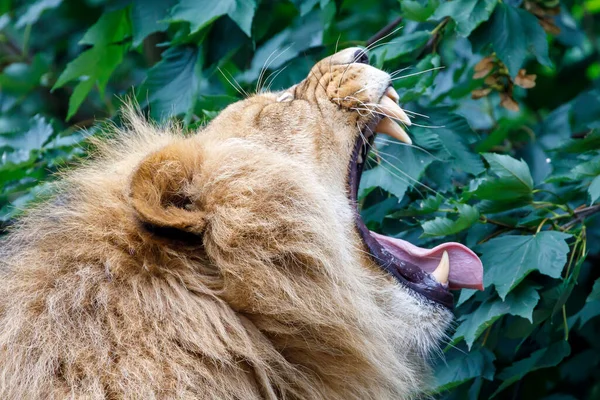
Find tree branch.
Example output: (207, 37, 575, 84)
(366, 16, 403, 47)
(417, 17, 450, 58)
(560, 204, 600, 230)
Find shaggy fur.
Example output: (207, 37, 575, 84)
(0, 48, 451, 399)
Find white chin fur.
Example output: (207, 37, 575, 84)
(389, 283, 453, 356)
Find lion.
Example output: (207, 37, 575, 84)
(0, 48, 483, 399)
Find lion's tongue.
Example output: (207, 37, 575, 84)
(370, 231, 484, 290)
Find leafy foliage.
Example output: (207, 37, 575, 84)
(1, 0, 599, 398)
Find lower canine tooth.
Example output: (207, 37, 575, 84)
(431, 251, 450, 284)
(374, 117, 412, 144)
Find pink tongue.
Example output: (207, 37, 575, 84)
(370, 231, 484, 290)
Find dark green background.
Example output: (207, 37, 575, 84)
(1, 0, 599, 398)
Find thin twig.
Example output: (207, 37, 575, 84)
(366, 17, 403, 47)
(417, 17, 450, 58)
(560, 204, 600, 230)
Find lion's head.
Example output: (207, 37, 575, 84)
(0, 48, 483, 399)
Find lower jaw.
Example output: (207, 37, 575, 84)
(348, 136, 454, 309)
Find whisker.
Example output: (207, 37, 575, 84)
(355, 106, 434, 131)
(410, 122, 446, 129)
(391, 66, 445, 81)
(343, 86, 432, 122)
(338, 27, 404, 90)
(357, 123, 370, 147)
(374, 137, 443, 161)
(352, 107, 408, 127)
(330, 34, 342, 77)
(402, 109, 430, 119)
(361, 40, 400, 55)
(310, 68, 330, 95)
(217, 67, 248, 98)
(257, 45, 292, 93)
(367, 153, 426, 198)
(361, 103, 412, 125)
(256, 47, 279, 94)
(362, 25, 404, 53)
(348, 82, 382, 98)
(389, 66, 412, 78)
(372, 149, 443, 197)
(264, 65, 289, 92)
(441, 339, 468, 355)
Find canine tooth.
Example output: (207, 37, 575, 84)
(374, 117, 412, 144)
(385, 86, 400, 102)
(358, 153, 363, 164)
(379, 96, 412, 126)
(431, 251, 450, 285)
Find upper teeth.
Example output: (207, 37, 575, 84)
(374, 117, 412, 145)
(373, 88, 413, 144)
(385, 86, 400, 102)
(431, 251, 450, 285)
(379, 96, 411, 126)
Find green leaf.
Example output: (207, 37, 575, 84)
(471, 153, 534, 204)
(0, 115, 53, 153)
(131, 0, 176, 46)
(15, 0, 61, 28)
(457, 288, 478, 307)
(292, 0, 320, 16)
(0, 0, 9, 15)
(359, 141, 434, 200)
(389, 193, 444, 218)
(53, 45, 127, 120)
(372, 31, 431, 64)
(492, 341, 571, 397)
(454, 284, 540, 348)
(484, 153, 534, 188)
(52, 8, 131, 120)
(588, 278, 600, 302)
(472, 3, 552, 76)
(589, 175, 600, 204)
(427, 112, 485, 175)
(561, 131, 600, 153)
(79, 7, 131, 46)
(401, 0, 438, 22)
(432, 0, 497, 36)
(239, 12, 323, 84)
(361, 197, 400, 228)
(393, 54, 441, 103)
(138, 46, 201, 119)
(421, 203, 479, 237)
(432, 348, 496, 393)
(570, 300, 600, 328)
(571, 159, 600, 178)
(475, 117, 528, 153)
(170, 0, 257, 36)
(0, 55, 48, 94)
(478, 232, 572, 299)
(66, 78, 96, 121)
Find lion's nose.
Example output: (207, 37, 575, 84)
(353, 49, 369, 65)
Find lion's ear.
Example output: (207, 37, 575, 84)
(129, 141, 206, 241)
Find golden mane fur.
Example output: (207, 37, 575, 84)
(0, 49, 451, 399)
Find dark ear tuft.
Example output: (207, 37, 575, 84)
(129, 140, 206, 240)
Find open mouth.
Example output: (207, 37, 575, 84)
(349, 87, 484, 309)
